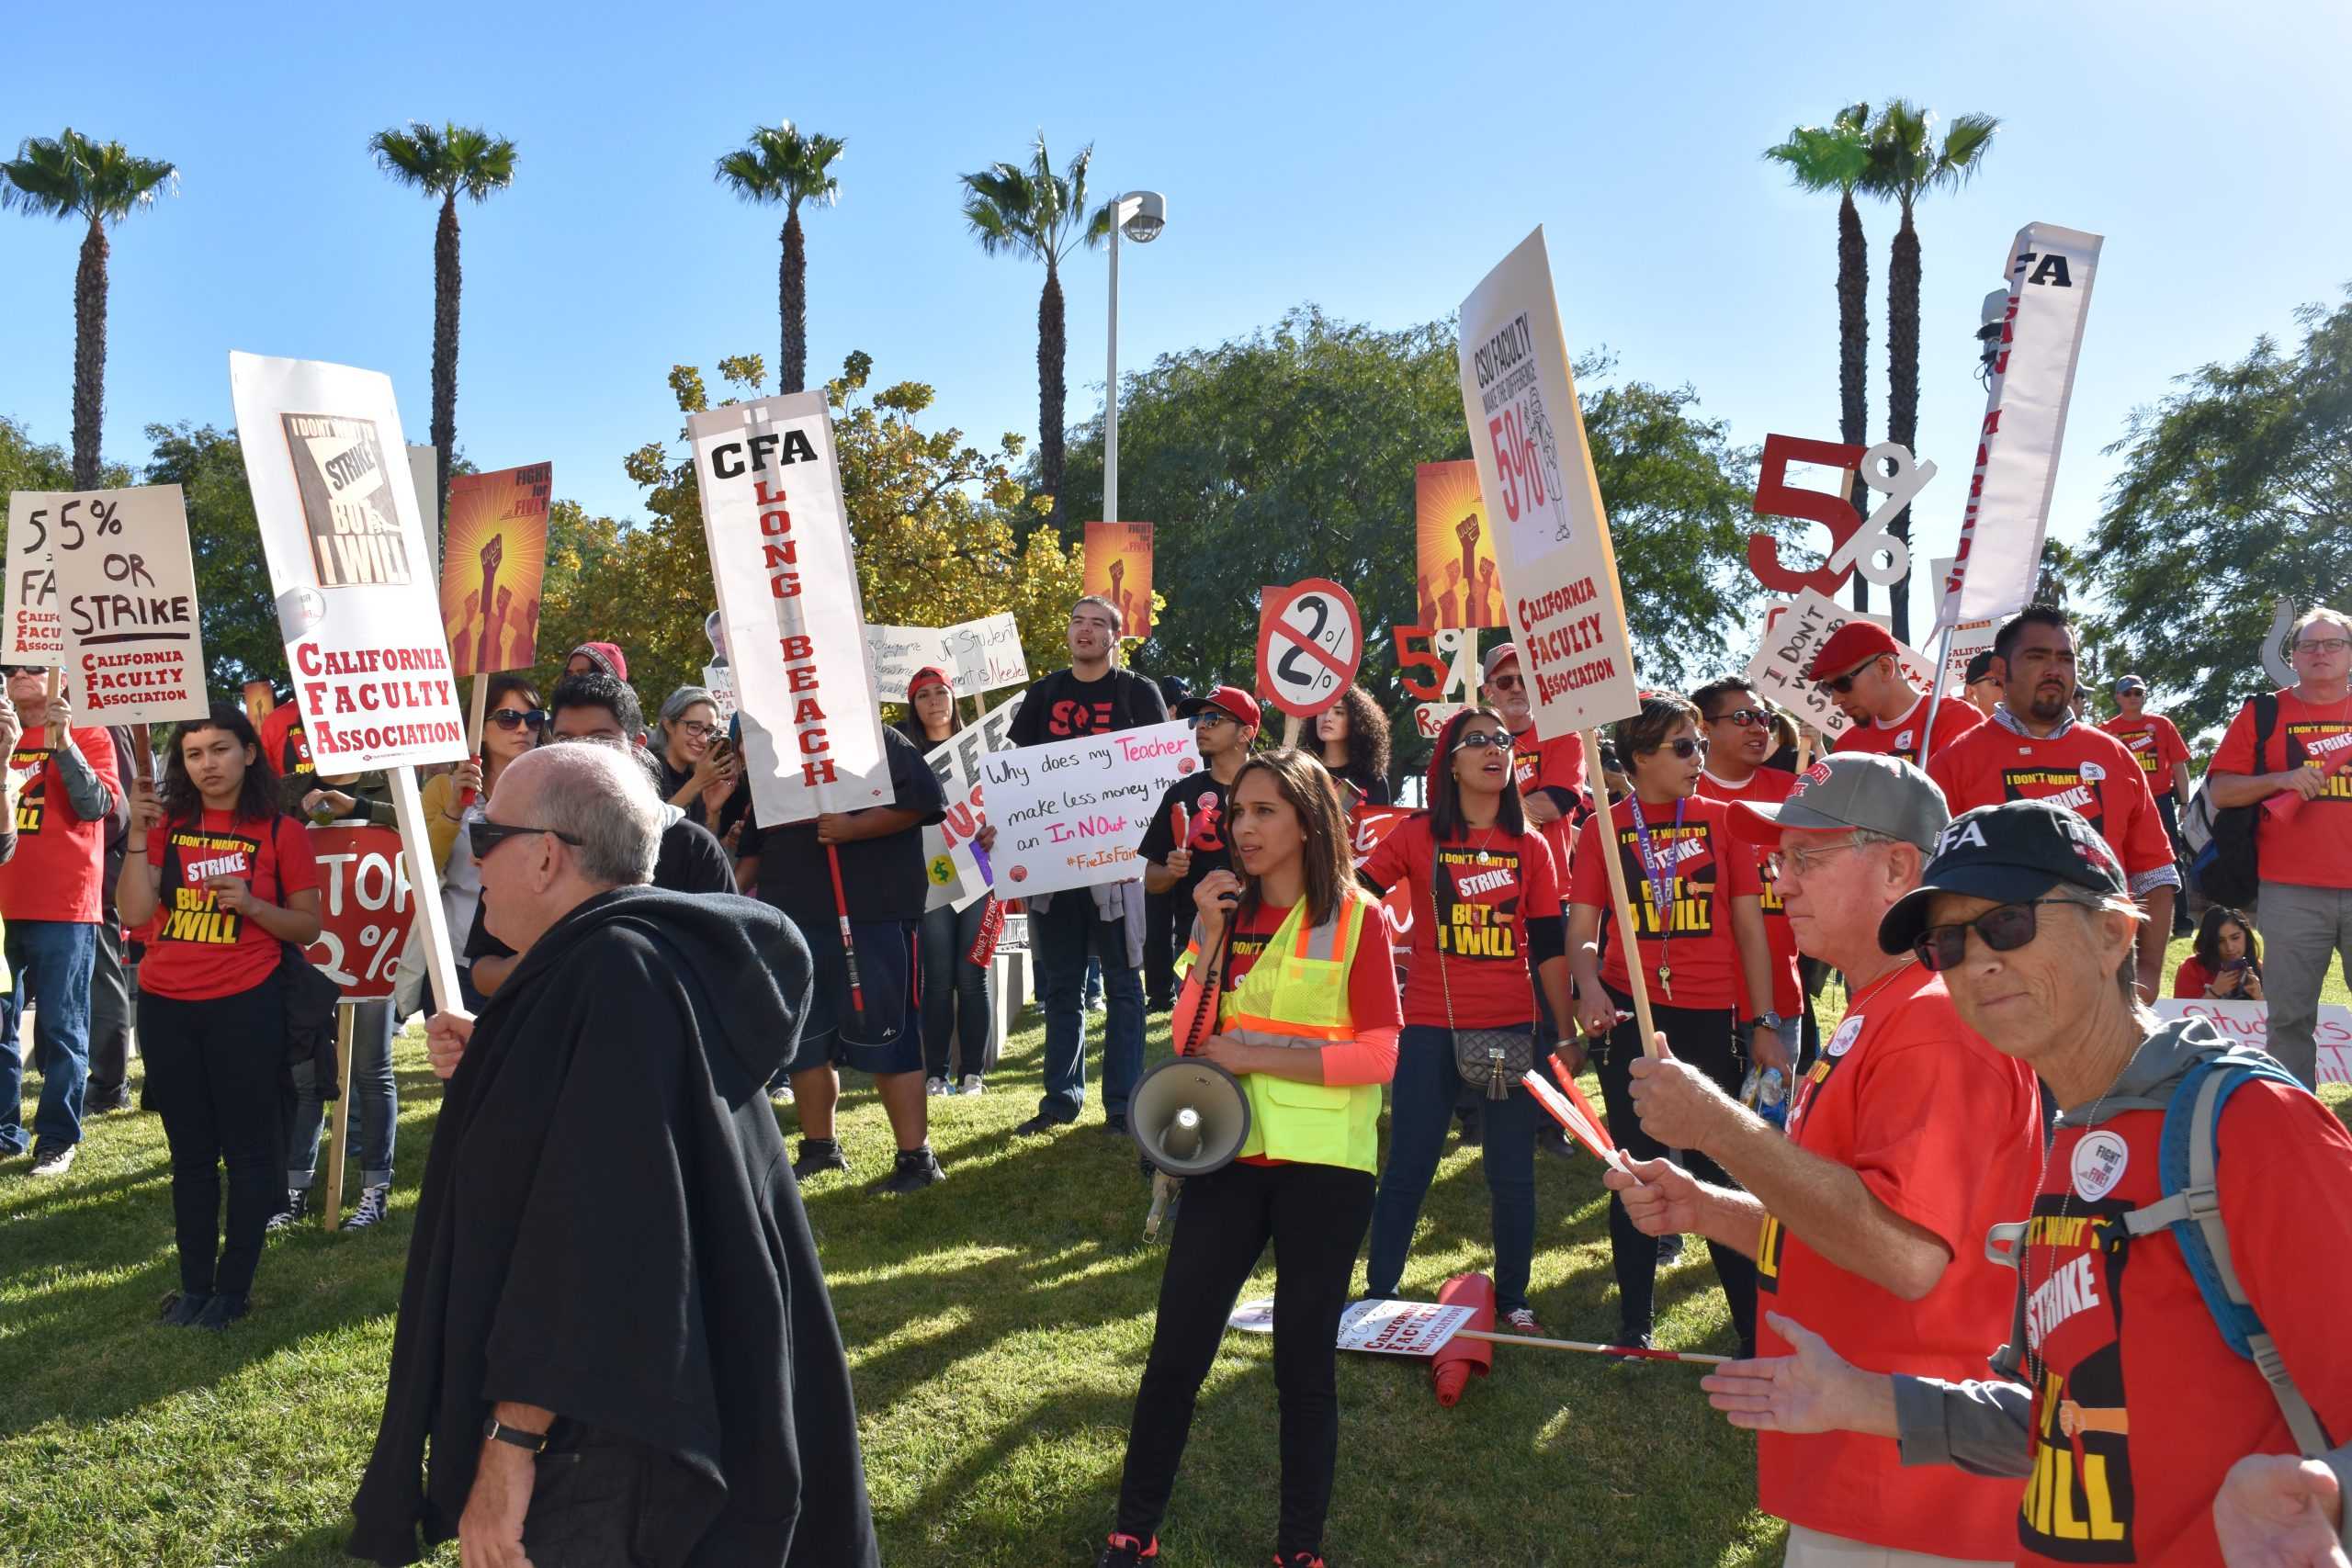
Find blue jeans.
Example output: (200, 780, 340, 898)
(919, 901, 995, 1081)
(1366, 1024, 1540, 1312)
(0, 919, 97, 1156)
(284, 1000, 397, 1190)
(1032, 893, 1145, 1123)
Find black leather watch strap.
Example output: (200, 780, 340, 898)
(482, 1415, 549, 1454)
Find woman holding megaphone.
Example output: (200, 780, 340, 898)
(1095, 749, 1401, 1568)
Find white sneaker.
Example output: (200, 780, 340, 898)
(344, 1183, 391, 1231)
(769, 1084, 796, 1106)
(959, 1075, 986, 1096)
(925, 1077, 949, 1097)
(266, 1188, 311, 1231)
(28, 1146, 75, 1177)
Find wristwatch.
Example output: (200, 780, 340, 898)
(1744, 1012, 1782, 1041)
(482, 1415, 550, 1454)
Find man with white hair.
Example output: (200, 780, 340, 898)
(350, 743, 877, 1568)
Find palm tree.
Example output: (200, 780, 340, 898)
(1763, 104, 1875, 613)
(715, 122, 845, 396)
(1, 130, 177, 489)
(1862, 100, 2000, 643)
(368, 122, 518, 536)
(959, 133, 1110, 529)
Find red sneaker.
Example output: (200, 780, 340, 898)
(1097, 1533, 1159, 1567)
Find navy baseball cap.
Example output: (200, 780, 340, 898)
(1878, 800, 2129, 954)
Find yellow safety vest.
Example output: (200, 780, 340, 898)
(1183, 892, 1383, 1173)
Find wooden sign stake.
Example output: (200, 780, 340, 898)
(1580, 728, 1662, 1058)
(321, 1004, 357, 1231)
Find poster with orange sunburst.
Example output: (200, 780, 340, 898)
(1082, 521, 1154, 635)
(1415, 461, 1503, 628)
(438, 463, 552, 678)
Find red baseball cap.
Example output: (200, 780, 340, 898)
(1807, 621, 1901, 682)
(907, 666, 951, 700)
(1175, 684, 1261, 728)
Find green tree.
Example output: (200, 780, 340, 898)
(2085, 290, 2352, 739)
(368, 121, 518, 536)
(1, 130, 178, 488)
(1764, 103, 1876, 613)
(714, 122, 846, 396)
(958, 133, 1110, 530)
(0, 416, 134, 574)
(1862, 100, 1998, 643)
(139, 423, 285, 691)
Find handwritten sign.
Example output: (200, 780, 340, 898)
(2153, 998, 2352, 1087)
(978, 719, 1197, 898)
(302, 822, 413, 1000)
(1744, 589, 1936, 739)
(866, 613, 1031, 701)
(2, 493, 64, 664)
(920, 696, 1023, 912)
(33, 485, 209, 726)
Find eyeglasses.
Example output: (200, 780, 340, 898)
(488, 707, 548, 732)
(2296, 637, 2352, 655)
(1815, 656, 1885, 696)
(1643, 737, 1708, 760)
(1912, 897, 2075, 973)
(674, 720, 722, 739)
(1486, 672, 1525, 694)
(1709, 707, 1770, 728)
(1452, 730, 1515, 756)
(467, 819, 584, 862)
(1764, 832, 1864, 880)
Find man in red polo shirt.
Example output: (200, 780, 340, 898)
(2100, 673, 2196, 936)
(1603, 754, 2041, 1565)
(1693, 676, 1802, 1066)
(1812, 620, 1983, 768)
(1929, 606, 2177, 998)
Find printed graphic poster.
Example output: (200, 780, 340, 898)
(1415, 461, 1503, 628)
(438, 463, 552, 678)
(1082, 521, 1155, 636)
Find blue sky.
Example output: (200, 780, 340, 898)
(4, 0, 2346, 638)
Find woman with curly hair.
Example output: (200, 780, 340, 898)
(1314, 682, 1392, 807)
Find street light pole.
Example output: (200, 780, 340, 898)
(1102, 190, 1166, 528)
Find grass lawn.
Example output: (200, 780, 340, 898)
(3, 937, 2346, 1567)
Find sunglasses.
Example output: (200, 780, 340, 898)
(1452, 729, 1515, 756)
(1815, 655, 1886, 695)
(1912, 897, 2075, 973)
(488, 707, 548, 732)
(1486, 672, 1525, 693)
(2, 665, 45, 678)
(467, 818, 585, 862)
(1710, 707, 1770, 728)
(1643, 737, 1708, 760)
(1186, 712, 1236, 730)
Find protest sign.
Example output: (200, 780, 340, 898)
(921, 696, 1023, 912)
(867, 613, 1030, 701)
(704, 663, 738, 724)
(2152, 998, 2352, 1087)
(438, 462, 551, 679)
(1230, 1296, 1479, 1357)
(1416, 461, 1501, 628)
(1745, 589, 1936, 739)
(407, 446, 442, 575)
(1940, 222, 2103, 625)
(980, 719, 1195, 898)
(229, 354, 466, 773)
(1083, 521, 1154, 635)
(302, 822, 412, 1000)
(41, 485, 209, 727)
(2, 493, 64, 665)
(1928, 558, 1997, 694)
(691, 391, 890, 825)
(1456, 228, 1641, 738)
(1257, 579, 1362, 722)
(1351, 806, 1418, 951)
(1746, 436, 1937, 599)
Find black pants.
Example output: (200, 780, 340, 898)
(1115, 1159, 1376, 1556)
(87, 919, 131, 1100)
(1597, 986, 1758, 1353)
(141, 976, 284, 1298)
(521, 1424, 704, 1568)
(1144, 887, 1179, 1008)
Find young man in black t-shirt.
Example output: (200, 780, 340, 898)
(1137, 683, 1259, 968)
(1004, 595, 1170, 1136)
(738, 721, 950, 1192)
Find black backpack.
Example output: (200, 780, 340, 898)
(2191, 694, 2280, 908)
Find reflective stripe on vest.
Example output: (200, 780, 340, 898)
(1211, 893, 1383, 1172)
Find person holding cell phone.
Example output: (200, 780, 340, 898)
(654, 684, 747, 840)
(2177, 906, 2267, 1001)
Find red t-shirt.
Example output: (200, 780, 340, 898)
(1697, 768, 1803, 1017)
(1929, 720, 2176, 880)
(1362, 813, 1561, 1029)
(259, 703, 315, 787)
(1757, 964, 2041, 1559)
(1832, 693, 1983, 768)
(2098, 714, 2191, 799)
(2007, 1082, 2352, 1566)
(138, 811, 321, 1001)
(2171, 955, 2211, 998)
(1568, 793, 1761, 1011)
(1510, 725, 1586, 891)
(2211, 690, 2352, 890)
(0, 727, 120, 923)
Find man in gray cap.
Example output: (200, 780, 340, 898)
(1601, 754, 2042, 1567)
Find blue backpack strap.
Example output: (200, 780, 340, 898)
(2122, 1050, 2330, 1456)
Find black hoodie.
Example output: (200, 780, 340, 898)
(347, 886, 877, 1567)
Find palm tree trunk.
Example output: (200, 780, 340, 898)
(72, 216, 109, 491)
(782, 210, 807, 394)
(1885, 202, 1923, 644)
(1837, 191, 1870, 615)
(1038, 260, 1067, 529)
(431, 191, 462, 548)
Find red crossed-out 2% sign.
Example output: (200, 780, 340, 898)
(1257, 578, 1363, 721)
(301, 822, 412, 999)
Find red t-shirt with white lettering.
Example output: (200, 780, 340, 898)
(2098, 714, 2191, 799)
(1568, 793, 1760, 1011)
(1757, 964, 2041, 1558)
(259, 703, 315, 787)
(1510, 726, 1586, 889)
(139, 810, 321, 1001)
(1697, 768, 1803, 1018)
(1363, 813, 1560, 1028)
(1929, 720, 2176, 880)
(0, 727, 120, 923)
(2210, 691, 2352, 890)
(1832, 692, 1983, 768)
(2007, 1081, 2352, 1566)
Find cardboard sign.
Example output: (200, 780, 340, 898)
(690, 392, 890, 826)
(1940, 222, 2103, 625)
(867, 613, 1031, 701)
(2, 492, 65, 664)
(1257, 578, 1363, 720)
(1926, 555, 1999, 694)
(1082, 521, 1154, 635)
(1455, 227, 1642, 738)
(703, 662, 739, 725)
(438, 462, 551, 678)
(920, 696, 1023, 912)
(229, 354, 467, 772)
(1745, 589, 1936, 739)
(1415, 461, 1502, 627)
(18, 486, 208, 725)
(1229, 1295, 1478, 1358)
(979, 719, 1197, 898)
(2153, 998, 2352, 1087)
(302, 822, 413, 1000)
(1351, 806, 1419, 951)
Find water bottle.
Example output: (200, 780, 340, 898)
(1740, 1065, 1790, 1129)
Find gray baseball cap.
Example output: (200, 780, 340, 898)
(1723, 751, 1951, 853)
